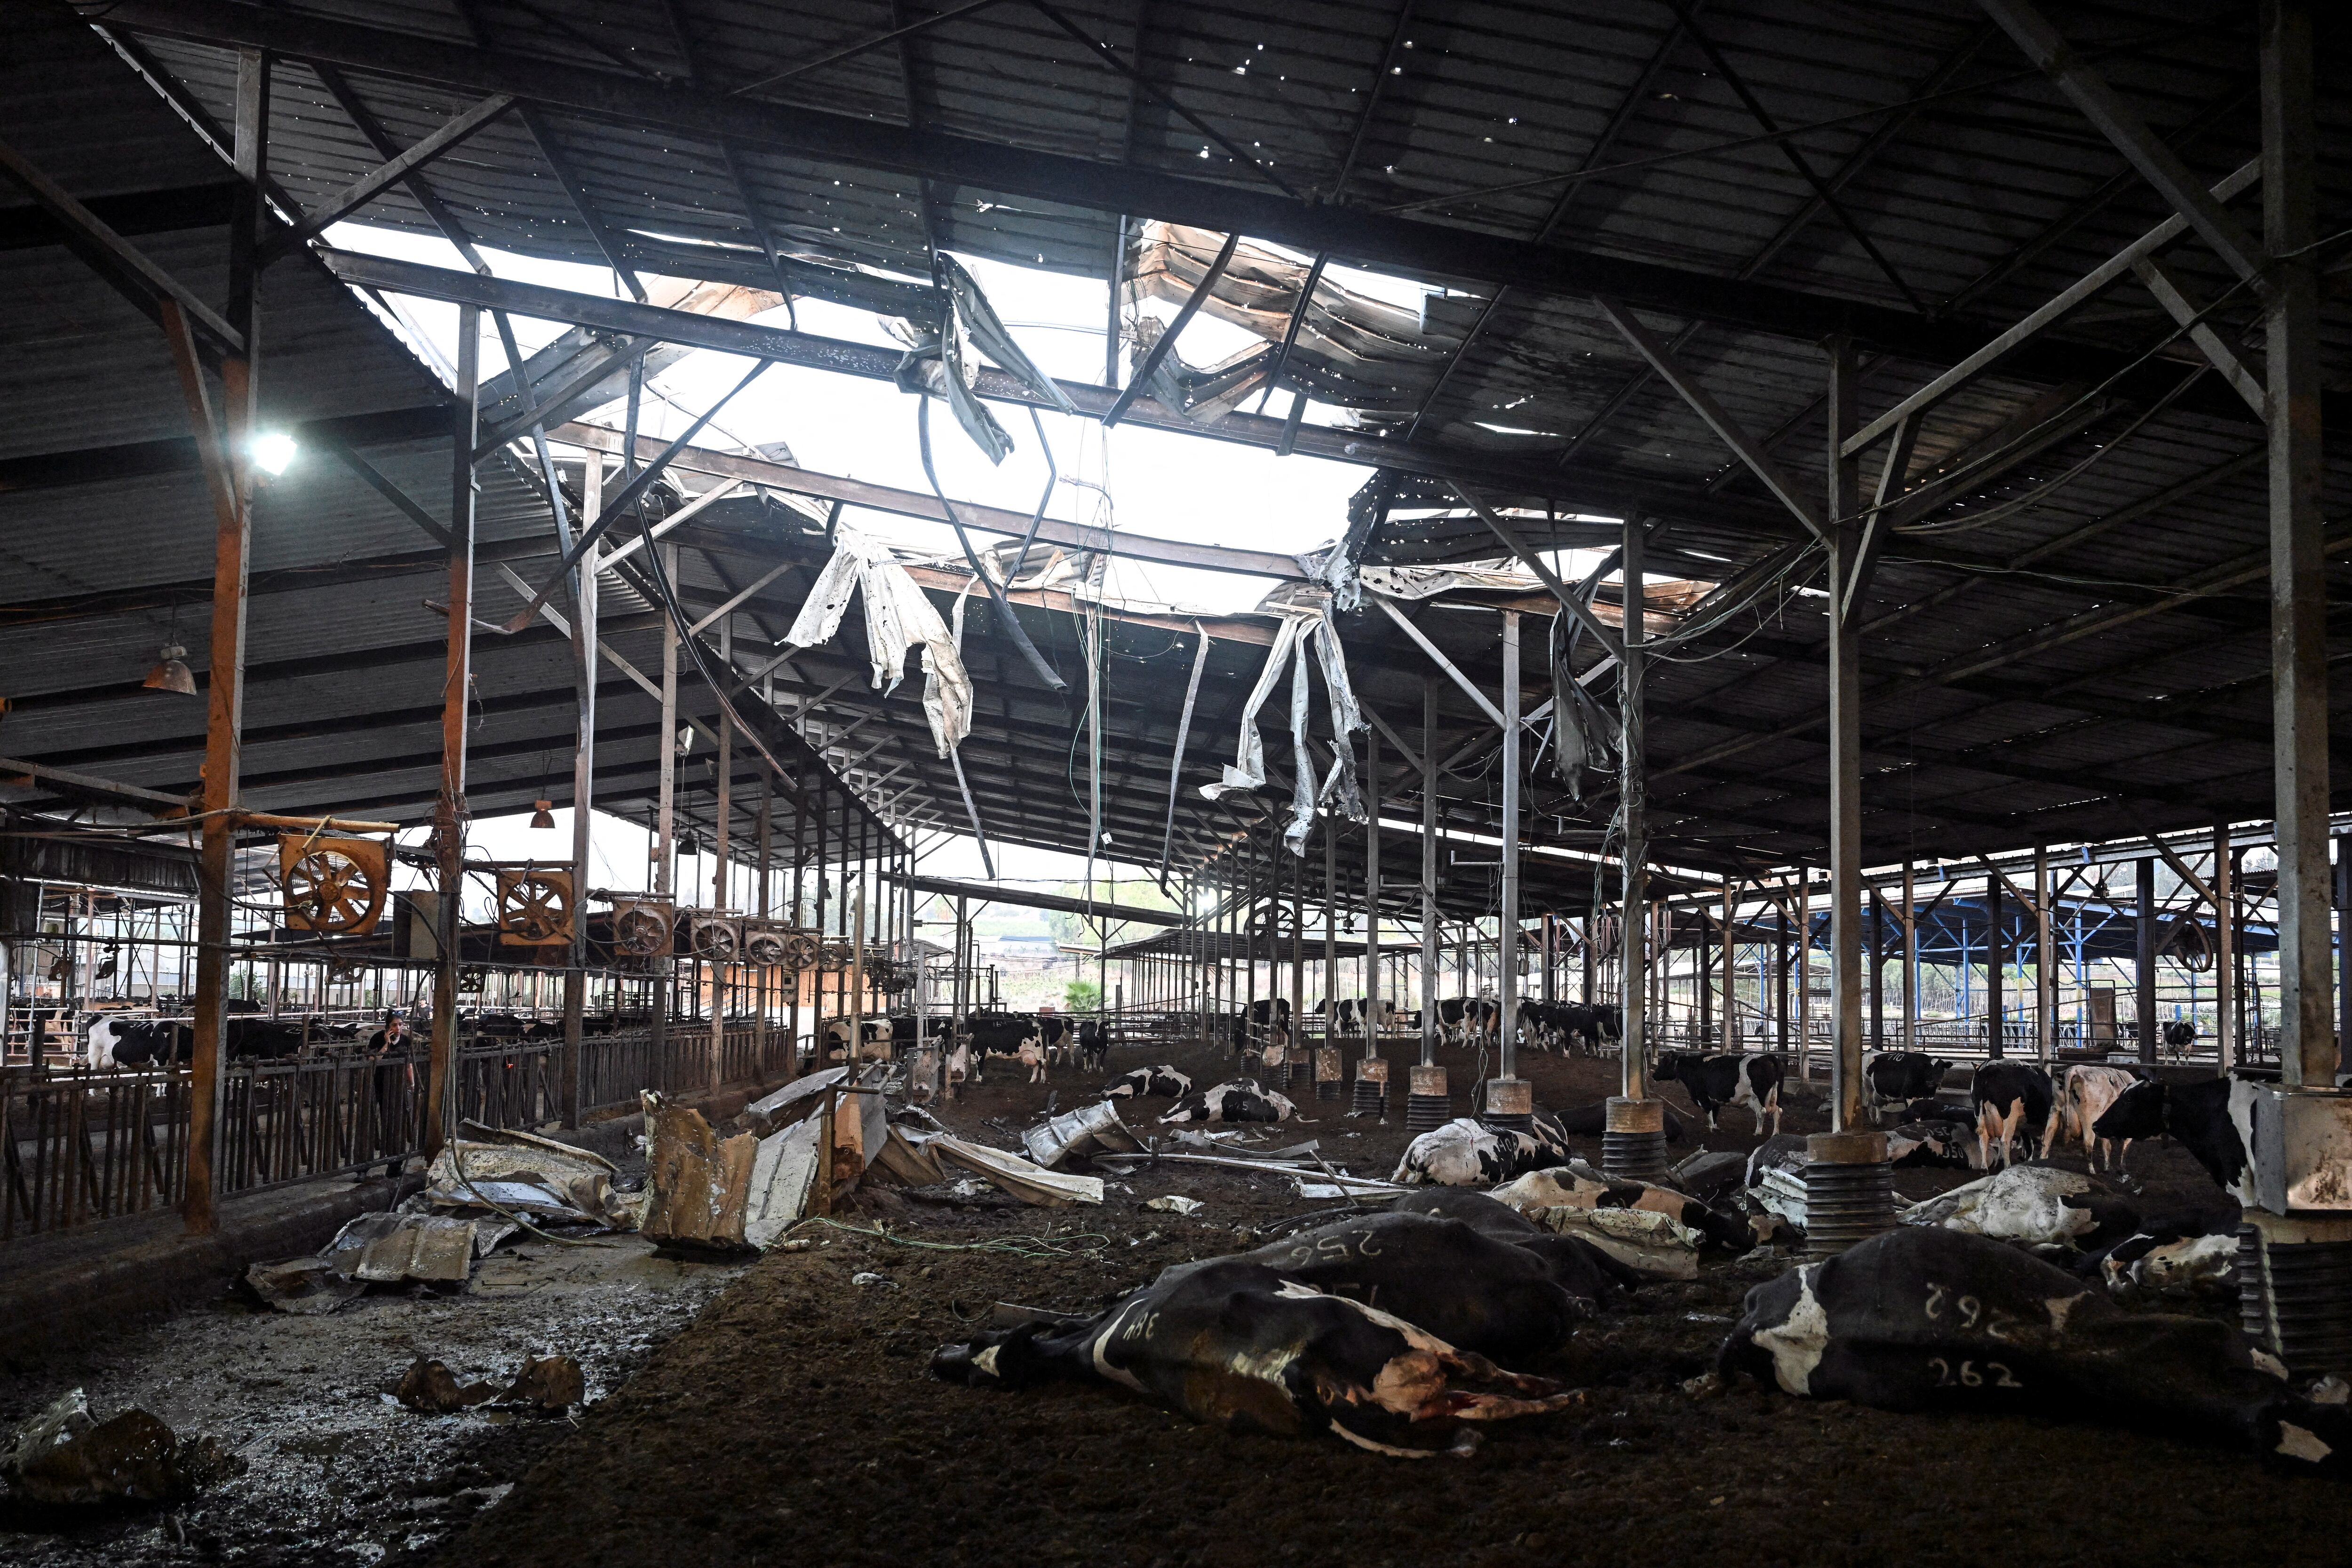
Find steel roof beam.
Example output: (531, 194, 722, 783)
(1976, 0, 2266, 286)
(0, 135, 243, 356)
(102, 0, 2269, 396)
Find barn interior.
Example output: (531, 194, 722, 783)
(5, 0, 2352, 1561)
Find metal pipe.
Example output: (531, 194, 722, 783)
(1420, 677, 1438, 1067)
(2137, 856, 2158, 1064)
(1499, 611, 1521, 1083)
(1619, 533, 1645, 1099)
(425, 303, 477, 1157)
(1365, 724, 1381, 1060)
(561, 454, 600, 1128)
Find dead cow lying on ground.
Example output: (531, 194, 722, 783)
(932, 1214, 1587, 1455)
(1718, 1226, 2351, 1472)
(1391, 1116, 1568, 1186)
(1159, 1079, 1297, 1125)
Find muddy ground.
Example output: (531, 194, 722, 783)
(11, 1043, 2344, 1567)
(0, 1143, 747, 1568)
(437, 1043, 2340, 1568)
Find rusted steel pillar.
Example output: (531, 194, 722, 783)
(651, 550, 677, 1084)
(180, 48, 268, 1234)
(425, 305, 478, 1158)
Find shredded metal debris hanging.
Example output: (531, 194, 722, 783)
(1201, 590, 1367, 855)
(784, 522, 975, 757)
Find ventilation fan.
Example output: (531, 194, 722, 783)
(279, 835, 389, 935)
(688, 913, 743, 963)
(496, 868, 576, 946)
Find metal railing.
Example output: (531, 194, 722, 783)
(0, 1024, 796, 1246)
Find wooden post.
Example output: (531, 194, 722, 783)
(181, 50, 268, 1232)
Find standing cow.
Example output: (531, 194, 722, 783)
(1654, 1051, 1784, 1138)
(1970, 1061, 2055, 1171)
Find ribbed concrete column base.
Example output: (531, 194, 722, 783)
(1804, 1131, 1893, 1258)
(1481, 1077, 1533, 1135)
(2240, 1211, 2352, 1379)
(1404, 1064, 1450, 1134)
(1601, 1097, 1668, 1185)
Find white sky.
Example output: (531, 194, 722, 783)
(326, 221, 1420, 907)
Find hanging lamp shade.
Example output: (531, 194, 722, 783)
(529, 798, 556, 830)
(143, 644, 196, 696)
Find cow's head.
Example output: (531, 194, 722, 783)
(2092, 1078, 2168, 1143)
(1652, 1051, 1691, 1083)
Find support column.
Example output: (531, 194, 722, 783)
(649, 552, 678, 1084)
(425, 305, 477, 1158)
(1356, 725, 1386, 1117)
(1484, 611, 1530, 1134)
(755, 772, 772, 1072)
(1902, 861, 1918, 1051)
(2034, 844, 2054, 1062)
(2137, 856, 2158, 1065)
(1722, 882, 1738, 1047)
(1410, 677, 1446, 1128)
(1605, 533, 1664, 1182)
(2336, 835, 2351, 1078)
(1320, 818, 1338, 1098)
(1807, 332, 1890, 1251)
(2263, 0, 2335, 1095)
(561, 457, 599, 1128)
(2216, 820, 2237, 1072)
(710, 665, 732, 1094)
(1987, 873, 2005, 1059)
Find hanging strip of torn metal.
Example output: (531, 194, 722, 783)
(1158, 622, 1213, 885)
(1306, 607, 1367, 825)
(1282, 627, 1318, 855)
(782, 524, 973, 758)
(1200, 616, 1303, 803)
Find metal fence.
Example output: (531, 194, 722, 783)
(0, 1024, 807, 1246)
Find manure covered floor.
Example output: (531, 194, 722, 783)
(439, 1043, 2344, 1568)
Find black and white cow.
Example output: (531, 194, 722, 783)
(1432, 997, 1498, 1050)
(1386, 1189, 1635, 1315)
(1034, 1014, 1073, 1068)
(962, 1011, 1041, 1082)
(2090, 1075, 2262, 1201)
(1718, 1226, 2349, 1472)
(1077, 1021, 1109, 1074)
(822, 1017, 893, 1063)
(95, 1016, 307, 1066)
(1863, 1051, 1954, 1123)
(931, 1226, 1588, 1455)
(1653, 1051, 1784, 1138)
(1391, 1116, 1567, 1187)
(1160, 1079, 1297, 1126)
(1104, 1065, 1190, 1100)
(1970, 1061, 2056, 1170)
(1493, 1164, 1758, 1252)
(1246, 997, 1292, 1035)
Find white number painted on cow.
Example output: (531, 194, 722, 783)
(1923, 1283, 1947, 1320)
(1930, 1357, 2024, 1390)
(1122, 1311, 1160, 1344)
(1957, 1295, 1983, 1331)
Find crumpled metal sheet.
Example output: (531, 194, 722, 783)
(784, 524, 974, 758)
(422, 1139, 636, 1230)
(640, 1095, 757, 1250)
(907, 1132, 1104, 1206)
(743, 1117, 822, 1250)
(1200, 599, 1368, 854)
(322, 1211, 481, 1285)
(1022, 1100, 1145, 1170)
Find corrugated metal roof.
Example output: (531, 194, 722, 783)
(7, 0, 2350, 891)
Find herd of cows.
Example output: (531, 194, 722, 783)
(82, 1006, 611, 1067)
